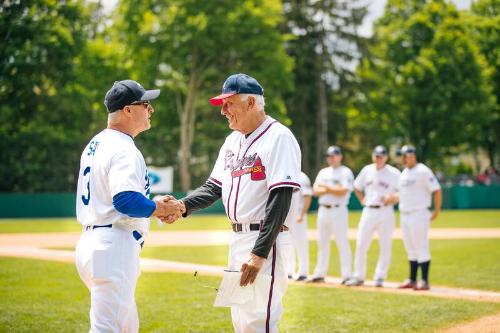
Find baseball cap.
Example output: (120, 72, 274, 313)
(372, 145, 388, 156)
(397, 145, 416, 156)
(210, 73, 264, 106)
(326, 145, 342, 156)
(104, 80, 160, 113)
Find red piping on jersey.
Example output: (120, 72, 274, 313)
(226, 141, 242, 221)
(208, 177, 221, 186)
(266, 243, 277, 333)
(269, 181, 301, 191)
(232, 120, 278, 222)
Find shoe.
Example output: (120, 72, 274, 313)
(414, 280, 430, 291)
(345, 278, 364, 286)
(341, 278, 350, 285)
(398, 279, 416, 289)
(307, 277, 325, 283)
(288, 275, 293, 280)
(374, 278, 384, 287)
(296, 275, 307, 282)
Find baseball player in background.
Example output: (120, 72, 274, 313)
(75, 80, 182, 332)
(288, 171, 313, 281)
(310, 146, 354, 284)
(161, 73, 301, 333)
(397, 145, 442, 291)
(345, 145, 400, 287)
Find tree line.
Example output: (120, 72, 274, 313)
(1, 0, 498, 192)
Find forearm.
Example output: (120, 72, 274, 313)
(251, 187, 293, 258)
(112, 191, 156, 218)
(354, 189, 364, 204)
(181, 181, 222, 216)
(433, 190, 442, 211)
(301, 196, 312, 216)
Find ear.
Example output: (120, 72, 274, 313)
(122, 106, 133, 117)
(247, 96, 256, 109)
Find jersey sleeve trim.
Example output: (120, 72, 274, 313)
(208, 177, 222, 187)
(269, 182, 301, 191)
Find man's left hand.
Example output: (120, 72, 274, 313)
(240, 253, 266, 286)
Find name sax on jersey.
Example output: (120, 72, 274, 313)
(224, 150, 266, 180)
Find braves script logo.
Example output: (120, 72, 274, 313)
(224, 150, 266, 180)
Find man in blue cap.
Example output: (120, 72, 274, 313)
(76, 79, 182, 332)
(162, 73, 301, 333)
(346, 145, 400, 288)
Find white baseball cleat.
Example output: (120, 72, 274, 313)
(374, 278, 384, 287)
(345, 278, 364, 286)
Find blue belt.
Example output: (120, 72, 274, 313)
(85, 224, 144, 248)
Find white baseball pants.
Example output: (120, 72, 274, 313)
(400, 209, 432, 263)
(75, 226, 142, 333)
(228, 230, 291, 333)
(313, 206, 352, 280)
(353, 207, 395, 280)
(288, 216, 309, 277)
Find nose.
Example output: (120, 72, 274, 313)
(221, 103, 228, 115)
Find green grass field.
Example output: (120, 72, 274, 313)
(0, 209, 499, 233)
(1, 257, 499, 333)
(1, 210, 499, 332)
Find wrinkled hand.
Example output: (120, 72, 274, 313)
(152, 195, 184, 224)
(240, 253, 266, 287)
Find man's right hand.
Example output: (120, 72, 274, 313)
(151, 195, 184, 223)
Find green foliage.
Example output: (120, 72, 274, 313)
(350, 0, 496, 165)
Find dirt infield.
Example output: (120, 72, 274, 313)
(1, 228, 499, 248)
(441, 312, 500, 333)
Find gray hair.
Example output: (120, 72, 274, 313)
(239, 94, 265, 111)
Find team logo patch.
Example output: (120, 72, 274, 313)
(230, 156, 266, 181)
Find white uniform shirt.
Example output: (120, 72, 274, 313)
(314, 165, 354, 206)
(399, 163, 441, 213)
(354, 164, 401, 207)
(295, 172, 313, 215)
(76, 129, 151, 234)
(209, 116, 301, 224)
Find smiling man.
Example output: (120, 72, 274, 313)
(167, 73, 301, 333)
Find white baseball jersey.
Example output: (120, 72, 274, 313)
(76, 129, 151, 234)
(314, 165, 354, 206)
(399, 163, 441, 212)
(354, 164, 401, 206)
(208, 116, 301, 224)
(295, 172, 313, 214)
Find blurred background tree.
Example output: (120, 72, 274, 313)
(1, 0, 498, 192)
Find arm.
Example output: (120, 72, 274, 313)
(113, 191, 181, 218)
(297, 195, 312, 223)
(313, 183, 327, 196)
(354, 189, 365, 206)
(325, 184, 349, 196)
(431, 189, 442, 221)
(240, 187, 293, 286)
(181, 180, 222, 217)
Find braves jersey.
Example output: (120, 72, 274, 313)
(76, 129, 151, 234)
(354, 164, 401, 206)
(399, 163, 441, 212)
(208, 116, 301, 224)
(314, 165, 354, 206)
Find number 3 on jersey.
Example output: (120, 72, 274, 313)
(81, 166, 91, 205)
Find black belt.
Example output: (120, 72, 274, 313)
(231, 223, 289, 233)
(84, 224, 144, 248)
(320, 204, 341, 209)
(367, 205, 381, 209)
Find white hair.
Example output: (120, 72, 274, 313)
(239, 94, 265, 111)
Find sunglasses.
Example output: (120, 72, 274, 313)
(130, 101, 152, 108)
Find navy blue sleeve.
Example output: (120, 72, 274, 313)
(112, 191, 156, 218)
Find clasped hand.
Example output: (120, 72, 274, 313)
(151, 195, 185, 224)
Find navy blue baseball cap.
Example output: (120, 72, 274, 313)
(397, 145, 416, 156)
(373, 145, 388, 156)
(210, 73, 264, 106)
(326, 145, 342, 156)
(104, 80, 160, 113)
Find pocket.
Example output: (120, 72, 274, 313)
(91, 248, 111, 280)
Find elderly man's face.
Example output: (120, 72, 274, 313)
(221, 95, 253, 133)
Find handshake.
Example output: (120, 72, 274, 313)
(151, 195, 186, 224)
